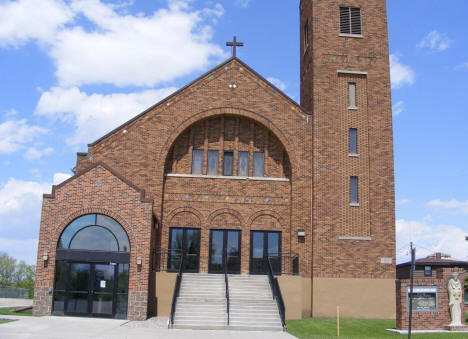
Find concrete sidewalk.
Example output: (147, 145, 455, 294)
(0, 315, 297, 339)
(0, 298, 33, 307)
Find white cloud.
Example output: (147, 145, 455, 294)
(234, 0, 251, 8)
(36, 86, 177, 145)
(53, 173, 72, 185)
(53, 0, 226, 87)
(24, 147, 54, 161)
(396, 198, 411, 206)
(417, 31, 453, 52)
(392, 101, 404, 116)
(0, 0, 73, 48)
(4, 109, 18, 117)
(0, 178, 50, 215)
(390, 54, 415, 89)
(0, 0, 226, 87)
(267, 77, 287, 92)
(455, 62, 468, 71)
(0, 119, 48, 154)
(426, 199, 468, 214)
(396, 219, 467, 263)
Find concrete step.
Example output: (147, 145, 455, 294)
(228, 324, 283, 332)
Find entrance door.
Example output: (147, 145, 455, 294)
(168, 228, 201, 272)
(64, 263, 117, 317)
(92, 264, 115, 316)
(250, 231, 281, 274)
(209, 230, 241, 274)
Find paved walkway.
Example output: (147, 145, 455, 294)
(0, 298, 33, 307)
(0, 315, 297, 339)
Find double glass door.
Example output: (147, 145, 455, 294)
(209, 230, 241, 274)
(168, 228, 201, 272)
(53, 262, 129, 318)
(250, 231, 281, 274)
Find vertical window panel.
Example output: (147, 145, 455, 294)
(191, 149, 203, 175)
(238, 151, 249, 176)
(253, 152, 264, 177)
(207, 150, 218, 176)
(340, 7, 361, 35)
(223, 151, 234, 176)
(348, 83, 356, 108)
(350, 176, 358, 204)
(349, 128, 357, 154)
(304, 20, 309, 50)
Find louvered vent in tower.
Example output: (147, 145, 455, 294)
(340, 7, 361, 35)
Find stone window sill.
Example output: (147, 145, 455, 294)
(348, 106, 358, 110)
(349, 202, 360, 207)
(339, 33, 364, 39)
(166, 173, 290, 182)
(349, 153, 359, 157)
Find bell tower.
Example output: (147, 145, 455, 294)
(300, 0, 396, 318)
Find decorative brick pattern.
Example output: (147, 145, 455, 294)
(396, 268, 465, 330)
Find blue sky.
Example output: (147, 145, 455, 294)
(0, 0, 466, 265)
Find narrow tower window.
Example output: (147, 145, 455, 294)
(207, 150, 218, 175)
(191, 149, 204, 175)
(340, 7, 362, 36)
(304, 20, 309, 50)
(238, 151, 249, 177)
(253, 152, 265, 177)
(349, 128, 358, 155)
(350, 176, 359, 205)
(348, 83, 357, 108)
(223, 151, 234, 176)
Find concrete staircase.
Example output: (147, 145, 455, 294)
(172, 273, 283, 331)
(228, 275, 283, 331)
(172, 273, 227, 329)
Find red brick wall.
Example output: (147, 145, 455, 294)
(34, 164, 153, 320)
(75, 59, 314, 277)
(300, 0, 395, 279)
(396, 268, 466, 330)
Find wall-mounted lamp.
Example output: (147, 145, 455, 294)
(136, 257, 142, 266)
(297, 229, 306, 237)
(42, 251, 49, 267)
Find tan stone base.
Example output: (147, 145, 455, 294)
(154, 272, 177, 317)
(278, 276, 311, 319)
(444, 325, 468, 332)
(32, 286, 52, 316)
(312, 278, 396, 319)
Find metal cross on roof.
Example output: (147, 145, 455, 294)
(226, 36, 244, 57)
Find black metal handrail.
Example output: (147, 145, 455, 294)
(267, 252, 299, 276)
(224, 253, 230, 325)
(266, 257, 286, 330)
(169, 250, 185, 327)
(153, 248, 183, 272)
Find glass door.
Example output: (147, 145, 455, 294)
(168, 228, 201, 272)
(250, 231, 281, 274)
(209, 230, 241, 274)
(91, 264, 115, 316)
(66, 263, 91, 315)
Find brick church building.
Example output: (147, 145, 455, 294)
(33, 0, 396, 324)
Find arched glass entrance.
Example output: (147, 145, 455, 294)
(52, 214, 130, 319)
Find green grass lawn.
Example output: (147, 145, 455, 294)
(0, 307, 36, 316)
(287, 316, 468, 339)
(0, 319, 16, 324)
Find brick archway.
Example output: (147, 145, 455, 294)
(158, 107, 296, 176)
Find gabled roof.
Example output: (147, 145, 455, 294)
(397, 253, 468, 268)
(88, 57, 310, 147)
(43, 161, 152, 204)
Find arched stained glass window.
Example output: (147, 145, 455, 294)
(58, 214, 130, 252)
